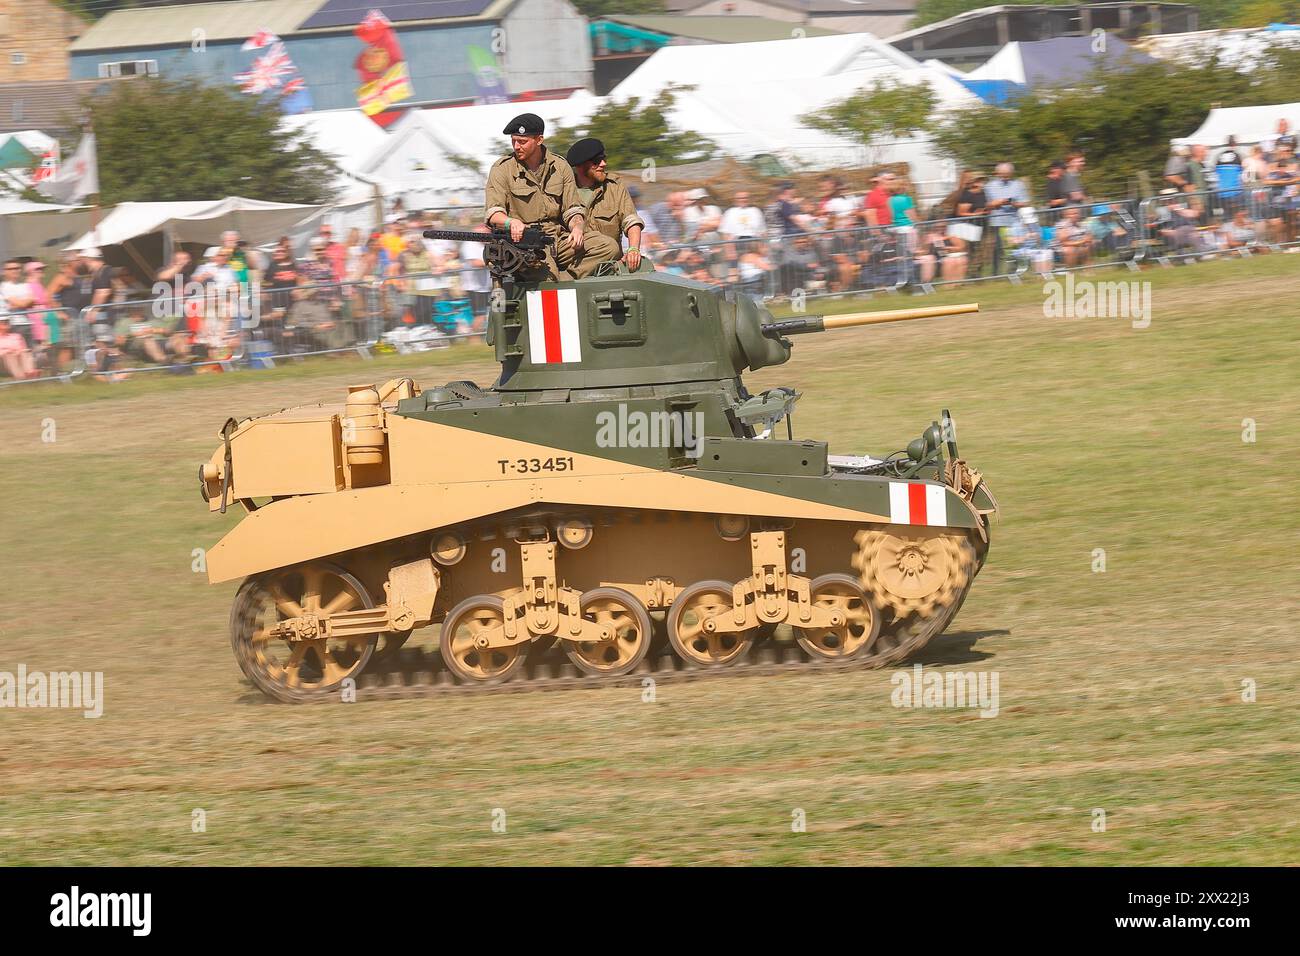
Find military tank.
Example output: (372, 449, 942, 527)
(198, 228, 998, 702)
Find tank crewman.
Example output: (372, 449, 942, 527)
(484, 113, 621, 279)
(566, 137, 645, 271)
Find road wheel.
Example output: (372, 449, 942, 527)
(794, 573, 880, 662)
(439, 595, 529, 684)
(563, 587, 653, 677)
(667, 580, 756, 667)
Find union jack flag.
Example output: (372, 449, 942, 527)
(235, 43, 292, 94)
(242, 29, 280, 52)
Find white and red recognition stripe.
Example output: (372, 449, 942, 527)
(888, 482, 949, 527)
(526, 289, 582, 364)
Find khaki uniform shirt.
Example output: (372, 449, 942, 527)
(484, 147, 584, 237)
(581, 171, 645, 247)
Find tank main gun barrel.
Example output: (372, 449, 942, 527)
(763, 302, 979, 338)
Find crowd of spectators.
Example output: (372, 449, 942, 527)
(1151, 119, 1300, 254)
(634, 156, 1122, 296)
(0, 214, 496, 379)
(1, 250, 114, 380)
(632, 119, 1300, 298)
(4, 117, 1298, 381)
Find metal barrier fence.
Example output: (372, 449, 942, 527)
(0, 272, 488, 384)
(653, 227, 910, 300)
(2, 195, 1292, 387)
(650, 199, 1151, 301)
(1009, 199, 1143, 277)
(0, 305, 86, 387)
(87, 275, 386, 378)
(1136, 186, 1300, 264)
(369, 271, 488, 352)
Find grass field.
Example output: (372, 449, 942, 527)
(1, 256, 1297, 865)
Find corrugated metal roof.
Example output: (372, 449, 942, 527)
(0, 77, 145, 135)
(70, 0, 328, 53)
(600, 15, 840, 43)
(302, 0, 501, 30)
(296, 0, 515, 32)
(670, 0, 916, 12)
(889, 3, 1192, 42)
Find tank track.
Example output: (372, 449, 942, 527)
(333, 583, 972, 703)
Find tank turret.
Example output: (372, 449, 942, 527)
(480, 267, 977, 392)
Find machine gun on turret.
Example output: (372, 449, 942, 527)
(423, 227, 553, 282)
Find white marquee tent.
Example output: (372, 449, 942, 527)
(0, 129, 58, 194)
(280, 95, 602, 212)
(280, 109, 391, 196)
(0, 198, 90, 265)
(66, 197, 328, 253)
(376, 93, 600, 209)
(1174, 103, 1300, 147)
(1138, 26, 1300, 70)
(609, 32, 924, 100)
(603, 33, 976, 200)
(61, 195, 383, 276)
(276, 36, 976, 210)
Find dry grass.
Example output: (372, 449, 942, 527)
(0, 256, 1296, 865)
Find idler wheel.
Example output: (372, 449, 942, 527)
(439, 595, 528, 684)
(794, 573, 881, 662)
(563, 587, 652, 676)
(667, 580, 756, 667)
(231, 562, 377, 702)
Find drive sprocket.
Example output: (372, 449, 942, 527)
(852, 528, 976, 620)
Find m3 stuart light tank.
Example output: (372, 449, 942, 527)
(198, 229, 998, 702)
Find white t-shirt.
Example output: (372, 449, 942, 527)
(638, 207, 658, 237)
(422, 237, 458, 259)
(683, 204, 722, 237)
(2, 280, 34, 311)
(719, 206, 767, 238)
(459, 241, 491, 293)
(823, 195, 857, 217)
(196, 263, 236, 292)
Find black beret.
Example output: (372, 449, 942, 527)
(503, 113, 544, 136)
(566, 137, 605, 167)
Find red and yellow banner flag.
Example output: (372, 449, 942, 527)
(354, 10, 412, 126)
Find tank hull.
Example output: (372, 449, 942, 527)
(207, 416, 979, 584)
(199, 266, 996, 701)
(210, 411, 990, 702)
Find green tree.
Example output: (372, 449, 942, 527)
(1230, 0, 1300, 25)
(551, 87, 717, 167)
(57, 0, 212, 21)
(929, 51, 1300, 200)
(913, 0, 1257, 29)
(802, 78, 937, 154)
(84, 77, 339, 205)
(568, 0, 666, 17)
